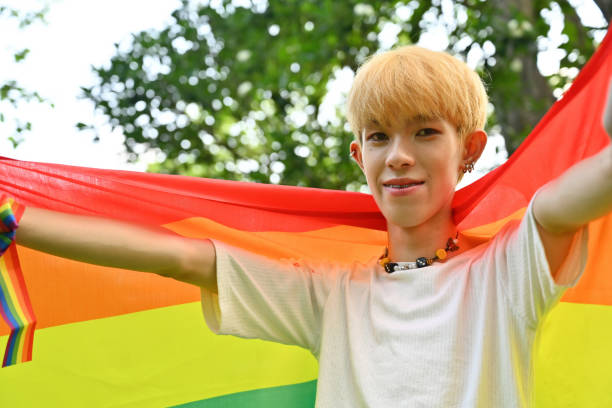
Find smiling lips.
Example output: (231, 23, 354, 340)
(382, 178, 425, 195)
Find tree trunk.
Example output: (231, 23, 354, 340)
(488, 0, 556, 152)
(592, 0, 612, 22)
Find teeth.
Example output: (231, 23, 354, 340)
(388, 183, 418, 188)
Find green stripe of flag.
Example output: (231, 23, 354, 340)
(172, 380, 317, 408)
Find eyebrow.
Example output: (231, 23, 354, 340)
(365, 115, 437, 129)
(409, 114, 436, 124)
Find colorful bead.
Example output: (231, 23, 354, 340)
(416, 257, 428, 268)
(379, 233, 461, 273)
(436, 248, 447, 260)
(446, 237, 459, 252)
(378, 257, 390, 266)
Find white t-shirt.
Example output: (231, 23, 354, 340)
(201, 200, 588, 407)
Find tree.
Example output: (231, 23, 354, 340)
(81, 0, 608, 189)
(0, 5, 49, 148)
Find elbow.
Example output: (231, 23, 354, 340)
(148, 238, 198, 281)
(163, 238, 217, 291)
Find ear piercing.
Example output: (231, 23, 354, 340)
(462, 161, 475, 173)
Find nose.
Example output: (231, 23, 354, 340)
(385, 137, 416, 169)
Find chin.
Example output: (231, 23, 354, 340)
(383, 208, 429, 229)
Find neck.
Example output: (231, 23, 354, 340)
(386, 206, 457, 262)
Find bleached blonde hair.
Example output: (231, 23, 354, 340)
(346, 46, 488, 142)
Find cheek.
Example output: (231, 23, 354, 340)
(364, 169, 381, 196)
(427, 149, 461, 188)
(362, 150, 383, 179)
(444, 160, 461, 186)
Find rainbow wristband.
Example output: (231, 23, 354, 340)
(0, 196, 36, 367)
(0, 198, 19, 256)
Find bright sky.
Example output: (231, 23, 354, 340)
(0, 0, 181, 171)
(0, 0, 607, 186)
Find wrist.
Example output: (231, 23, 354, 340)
(1, 196, 24, 256)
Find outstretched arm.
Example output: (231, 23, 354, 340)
(16, 206, 218, 292)
(533, 81, 612, 281)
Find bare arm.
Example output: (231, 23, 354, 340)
(533, 81, 612, 280)
(16, 206, 218, 292)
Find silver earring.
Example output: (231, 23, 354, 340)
(462, 161, 474, 173)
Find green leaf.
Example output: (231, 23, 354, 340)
(13, 48, 30, 62)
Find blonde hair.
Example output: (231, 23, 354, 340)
(346, 46, 488, 142)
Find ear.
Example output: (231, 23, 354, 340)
(349, 140, 365, 172)
(462, 130, 487, 164)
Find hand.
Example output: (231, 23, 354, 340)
(0, 196, 19, 256)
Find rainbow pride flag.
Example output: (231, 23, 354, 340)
(1, 29, 612, 407)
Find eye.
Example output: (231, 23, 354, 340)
(415, 128, 438, 137)
(366, 132, 388, 142)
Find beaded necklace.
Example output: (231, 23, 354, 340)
(378, 234, 460, 273)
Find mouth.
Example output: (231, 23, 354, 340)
(383, 182, 424, 189)
(382, 179, 425, 195)
(382, 178, 425, 189)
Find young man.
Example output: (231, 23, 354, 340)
(13, 46, 612, 406)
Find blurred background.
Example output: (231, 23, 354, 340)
(0, 0, 608, 191)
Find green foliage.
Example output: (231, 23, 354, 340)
(0, 5, 49, 146)
(13, 48, 30, 62)
(450, 0, 603, 151)
(82, 0, 606, 189)
(0, 5, 47, 27)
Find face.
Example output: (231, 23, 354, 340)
(350, 117, 470, 229)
